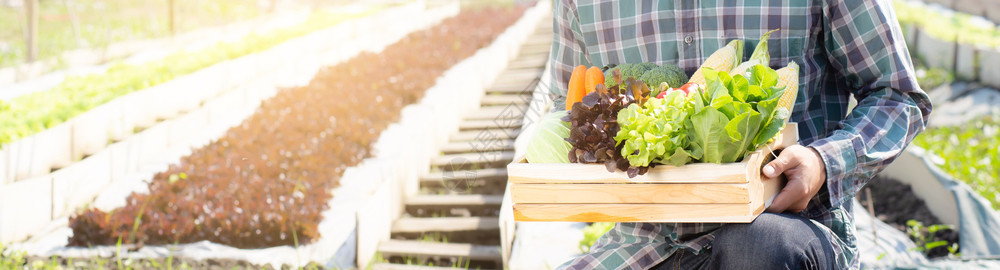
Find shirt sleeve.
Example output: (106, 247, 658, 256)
(549, 0, 592, 111)
(808, 0, 933, 209)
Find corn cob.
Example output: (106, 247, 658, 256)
(775, 61, 799, 119)
(730, 29, 778, 76)
(689, 39, 744, 85)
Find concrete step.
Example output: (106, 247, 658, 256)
(430, 151, 515, 170)
(391, 217, 500, 234)
(465, 106, 526, 121)
(486, 81, 537, 94)
(450, 128, 520, 142)
(490, 77, 539, 91)
(371, 264, 456, 270)
(523, 36, 552, 47)
(496, 69, 544, 82)
(404, 194, 504, 217)
(407, 194, 504, 208)
(506, 57, 547, 70)
(419, 168, 508, 185)
(458, 119, 523, 131)
(440, 139, 514, 154)
(481, 94, 531, 106)
(517, 44, 551, 57)
(377, 240, 502, 262)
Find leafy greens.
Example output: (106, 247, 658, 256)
(612, 64, 789, 176)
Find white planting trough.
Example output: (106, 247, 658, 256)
(0, 0, 437, 245)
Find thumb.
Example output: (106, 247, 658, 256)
(763, 148, 800, 178)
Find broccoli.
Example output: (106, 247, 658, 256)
(604, 63, 659, 88)
(639, 64, 688, 90)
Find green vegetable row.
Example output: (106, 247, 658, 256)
(894, 0, 1000, 47)
(0, 5, 386, 148)
(895, 0, 1000, 210)
(913, 115, 1000, 210)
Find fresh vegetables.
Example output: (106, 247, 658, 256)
(655, 83, 699, 99)
(730, 29, 777, 76)
(66, 5, 530, 248)
(603, 63, 657, 88)
(584, 66, 605, 94)
(687, 65, 787, 164)
(526, 111, 573, 163)
(688, 39, 744, 86)
(563, 74, 648, 172)
(547, 30, 796, 178)
(566, 65, 588, 110)
(615, 89, 696, 176)
(603, 63, 688, 94)
(914, 115, 1000, 209)
(775, 61, 800, 120)
(639, 65, 688, 93)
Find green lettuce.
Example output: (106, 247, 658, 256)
(689, 65, 787, 163)
(610, 64, 789, 177)
(526, 111, 573, 163)
(615, 90, 695, 169)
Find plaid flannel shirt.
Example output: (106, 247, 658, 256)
(549, 0, 932, 269)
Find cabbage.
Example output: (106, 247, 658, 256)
(525, 111, 572, 163)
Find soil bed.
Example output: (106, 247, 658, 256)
(857, 175, 960, 259)
(67, 5, 527, 249)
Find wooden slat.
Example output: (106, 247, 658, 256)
(508, 124, 800, 223)
(377, 240, 502, 261)
(511, 183, 750, 204)
(391, 217, 499, 233)
(513, 203, 754, 223)
(507, 158, 749, 184)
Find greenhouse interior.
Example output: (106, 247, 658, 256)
(1, 0, 999, 269)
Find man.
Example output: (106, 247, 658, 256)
(549, 0, 932, 269)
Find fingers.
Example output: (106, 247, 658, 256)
(788, 199, 810, 213)
(766, 174, 808, 213)
(763, 145, 803, 179)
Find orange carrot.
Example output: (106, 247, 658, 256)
(584, 66, 605, 94)
(566, 65, 587, 110)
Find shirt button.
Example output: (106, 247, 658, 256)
(684, 35, 693, 44)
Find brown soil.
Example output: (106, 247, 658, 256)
(67, 6, 527, 249)
(858, 175, 960, 259)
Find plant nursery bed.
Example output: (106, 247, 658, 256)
(66, 5, 527, 249)
(857, 175, 960, 259)
(507, 124, 798, 223)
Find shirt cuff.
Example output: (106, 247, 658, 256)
(807, 134, 859, 209)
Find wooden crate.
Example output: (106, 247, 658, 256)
(508, 123, 798, 223)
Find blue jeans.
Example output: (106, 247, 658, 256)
(653, 213, 837, 270)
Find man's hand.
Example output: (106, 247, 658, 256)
(763, 145, 827, 213)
